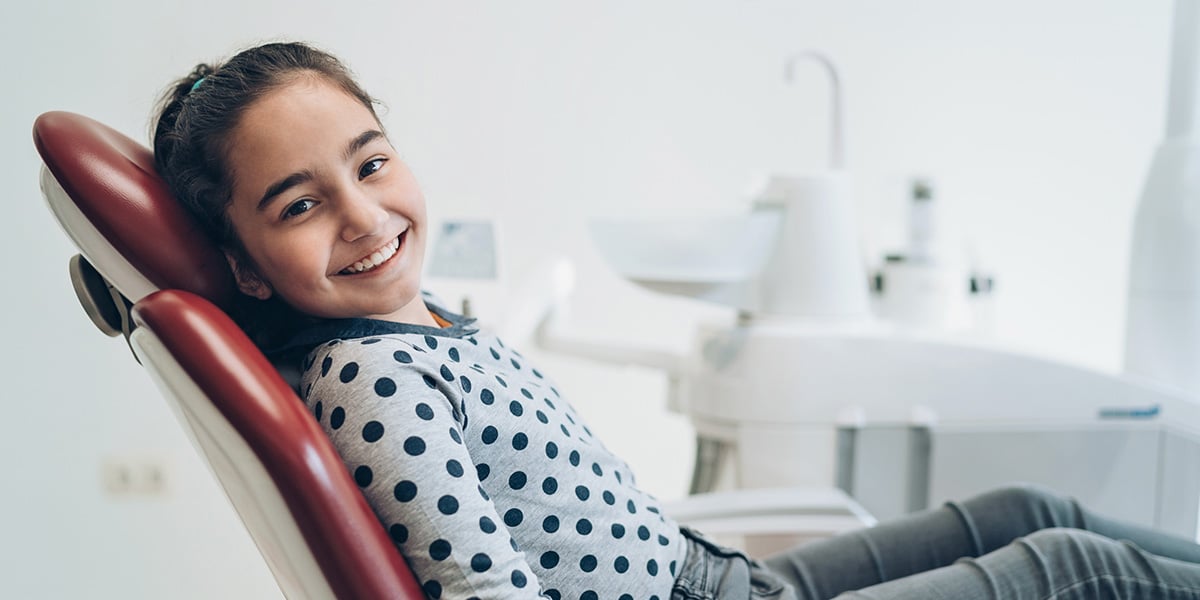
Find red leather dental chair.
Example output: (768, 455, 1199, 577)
(34, 111, 424, 600)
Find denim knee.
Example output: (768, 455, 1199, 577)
(987, 483, 1079, 521)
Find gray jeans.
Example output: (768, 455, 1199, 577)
(671, 484, 1200, 599)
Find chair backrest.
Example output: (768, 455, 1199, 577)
(33, 111, 423, 600)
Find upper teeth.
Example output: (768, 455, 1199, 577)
(346, 237, 400, 274)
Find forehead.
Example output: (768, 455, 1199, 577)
(227, 77, 380, 194)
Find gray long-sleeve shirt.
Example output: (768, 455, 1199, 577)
(298, 294, 686, 599)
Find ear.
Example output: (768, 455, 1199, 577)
(224, 251, 274, 300)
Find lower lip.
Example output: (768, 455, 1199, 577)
(341, 232, 406, 277)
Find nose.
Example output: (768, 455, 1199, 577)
(337, 186, 388, 243)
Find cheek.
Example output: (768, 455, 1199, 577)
(254, 232, 328, 281)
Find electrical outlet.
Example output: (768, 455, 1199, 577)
(101, 456, 169, 497)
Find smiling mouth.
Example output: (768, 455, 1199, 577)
(339, 233, 404, 275)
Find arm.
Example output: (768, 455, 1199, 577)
(304, 339, 547, 599)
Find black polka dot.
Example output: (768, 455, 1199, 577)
(545, 590, 562, 600)
(437, 495, 459, 515)
(372, 377, 396, 397)
(482, 426, 498, 444)
(479, 516, 497, 533)
(339, 362, 358, 383)
(449, 347, 461, 362)
(354, 465, 373, 487)
(511, 570, 527, 588)
(423, 581, 441, 599)
(536, 410, 549, 424)
(545, 442, 559, 459)
(394, 480, 417, 502)
(647, 559, 659, 576)
(603, 491, 615, 505)
(521, 388, 533, 399)
(638, 525, 650, 540)
(425, 335, 439, 349)
(611, 523, 626, 539)
(569, 451, 581, 466)
(312, 401, 323, 421)
(620, 595, 633, 600)
(449, 427, 462, 444)
(560, 424, 571, 437)
(508, 471, 527, 490)
(669, 560, 677, 576)
(580, 555, 597, 572)
(627, 500, 638, 514)
(592, 463, 603, 476)
(658, 534, 670, 546)
(575, 485, 590, 501)
(504, 508, 524, 527)
(403, 436, 426, 456)
(512, 433, 529, 450)
(542, 515, 560, 533)
(544, 397, 557, 410)
(581, 592, 597, 600)
(330, 407, 345, 429)
(320, 356, 333, 376)
(614, 556, 629, 573)
(439, 364, 454, 382)
(446, 459, 464, 477)
(388, 523, 408, 544)
(542, 477, 558, 495)
(460, 376, 472, 392)
(478, 485, 490, 500)
(393, 350, 413, 363)
(476, 463, 490, 480)
(540, 551, 559, 569)
(495, 375, 508, 387)
(422, 374, 438, 389)
(490, 348, 501, 360)
(575, 519, 592, 535)
(470, 553, 492, 572)
(416, 403, 434, 420)
(481, 389, 495, 404)
(429, 539, 451, 561)
(509, 400, 524, 417)
(511, 358, 522, 370)
(615, 471, 623, 483)
(362, 421, 385, 443)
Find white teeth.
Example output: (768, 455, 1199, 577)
(342, 235, 403, 274)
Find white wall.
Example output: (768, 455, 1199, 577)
(0, 1, 1171, 597)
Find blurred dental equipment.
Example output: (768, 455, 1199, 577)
(505, 9, 1200, 545)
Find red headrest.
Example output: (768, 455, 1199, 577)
(33, 111, 237, 308)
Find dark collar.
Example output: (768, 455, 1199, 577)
(262, 297, 479, 359)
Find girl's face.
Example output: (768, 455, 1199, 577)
(223, 76, 430, 324)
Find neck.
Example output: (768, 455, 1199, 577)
(373, 293, 439, 327)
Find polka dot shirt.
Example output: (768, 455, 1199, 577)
(298, 294, 686, 599)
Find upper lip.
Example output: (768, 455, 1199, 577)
(334, 230, 406, 275)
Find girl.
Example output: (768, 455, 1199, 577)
(153, 41, 1200, 599)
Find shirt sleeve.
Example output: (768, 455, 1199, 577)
(302, 339, 548, 599)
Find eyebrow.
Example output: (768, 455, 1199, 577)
(255, 129, 388, 213)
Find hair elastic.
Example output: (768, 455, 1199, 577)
(190, 77, 206, 93)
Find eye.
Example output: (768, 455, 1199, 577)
(359, 157, 387, 179)
(281, 198, 316, 221)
